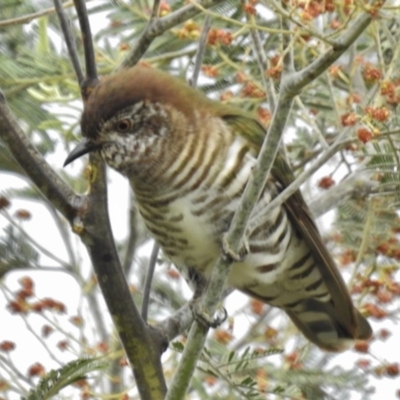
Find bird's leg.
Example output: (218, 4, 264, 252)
(188, 232, 248, 328)
(187, 267, 228, 328)
(190, 301, 228, 329)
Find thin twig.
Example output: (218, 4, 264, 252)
(86, 290, 109, 343)
(122, 196, 141, 274)
(0, 354, 31, 391)
(47, 204, 77, 267)
(287, 11, 376, 94)
(156, 303, 193, 342)
(72, 0, 98, 91)
(231, 307, 274, 351)
(119, 0, 226, 69)
(263, 138, 352, 218)
(280, 2, 295, 74)
(53, 0, 85, 84)
(294, 97, 329, 149)
(1, 285, 64, 366)
(146, 48, 198, 63)
(187, 0, 287, 35)
(150, 0, 161, 19)
(0, 0, 74, 28)
(108, 339, 124, 395)
(1, 209, 70, 267)
(264, 0, 337, 46)
(141, 242, 159, 322)
(349, 198, 375, 286)
(325, 71, 342, 126)
(248, 17, 277, 112)
(189, 15, 212, 87)
(309, 172, 377, 218)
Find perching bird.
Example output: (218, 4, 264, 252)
(64, 65, 372, 351)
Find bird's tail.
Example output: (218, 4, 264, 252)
(285, 299, 372, 352)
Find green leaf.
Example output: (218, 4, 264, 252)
(22, 358, 107, 400)
(36, 17, 50, 55)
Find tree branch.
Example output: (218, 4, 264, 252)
(78, 155, 167, 398)
(189, 15, 211, 87)
(249, 21, 277, 112)
(122, 196, 143, 274)
(156, 303, 194, 342)
(73, 0, 98, 96)
(53, 0, 85, 84)
(141, 242, 159, 322)
(287, 10, 377, 95)
(263, 138, 353, 218)
(119, 0, 225, 69)
(0, 0, 74, 28)
(309, 172, 377, 219)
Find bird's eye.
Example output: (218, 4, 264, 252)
(115, 119, 131, 133)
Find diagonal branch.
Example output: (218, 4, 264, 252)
(156, 303, 194, 342)
(262, 138, 353, 218)
(0, 0, 74, 28)
(78, 154, 167, 398)
(310, 172, 377, 219)
(286, 11, 376, 95)
(119, 0, 225, 69)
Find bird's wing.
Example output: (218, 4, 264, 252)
(272, 153, 371, 341)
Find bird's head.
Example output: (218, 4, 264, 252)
(64, 65, 265, 183)
(64, 65, 219, 177)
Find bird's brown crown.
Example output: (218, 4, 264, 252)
(81, 65, 217, 139)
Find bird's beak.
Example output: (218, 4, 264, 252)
(63, 140, 100, 167)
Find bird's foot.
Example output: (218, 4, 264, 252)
(222, 234, 249, 262)
(190, 299, 228, 329)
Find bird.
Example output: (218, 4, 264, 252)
(64, 64, 372, 351)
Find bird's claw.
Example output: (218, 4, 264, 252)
(222, 233, 249, 262)
(190, 300, 228, 329)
